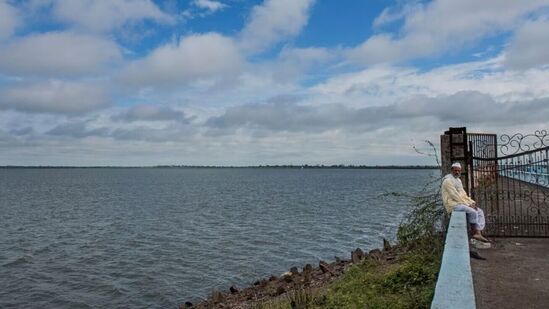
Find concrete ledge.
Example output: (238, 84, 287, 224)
(431, 211, 476, 309)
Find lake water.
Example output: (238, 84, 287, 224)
(0, 168, 436, 308)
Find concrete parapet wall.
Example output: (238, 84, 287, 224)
(431, 212, 476, 309)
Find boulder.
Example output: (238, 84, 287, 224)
(280, 271, 293, 283)
(368, 248, 383, 261)
(319, 261, 335, 275)
(179, 301, 193, 308)
(351, 248, 365, 263)
(290, 266, 299, 275)
(302, 264, 313, 282)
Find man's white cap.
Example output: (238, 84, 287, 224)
(451, 162, 462, 169)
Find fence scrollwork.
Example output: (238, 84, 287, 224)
(499, 130, 549, 156)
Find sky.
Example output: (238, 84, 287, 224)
(1, 0, 549, 166)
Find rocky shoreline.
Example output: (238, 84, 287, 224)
(180, 239, 395, 309)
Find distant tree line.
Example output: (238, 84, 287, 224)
(1, 164, 439, 169)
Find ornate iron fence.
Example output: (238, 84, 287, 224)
(469, 131, 549, 237)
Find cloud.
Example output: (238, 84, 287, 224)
(239, 0, 315, 53)
(193, 0, 227, 13)
(6, 89, 549, 165)
(45, 119, 195, 143)
(48, 0, 174, 33)
(205, 100, 358, 134)
(504, 18, 549, 69)
(2, 0, 549, 166)
(112, 105, 193, 123)
(348, 0, 549, 65)
(47, 121, 110, 138)
(270, 46, 335, 81)
(0, 0, 19, 40)
(9, 126, 34, 136)
(119, 32, 243, 88)
(310, 58, 549, 106)
(205, 91, 549, 134)
(0, 31, 121, 77)
(109, 125, 195, 142)
(396, 91, 549, 125)
(0, 80, 110, 114)
(372, 3, 421, 28)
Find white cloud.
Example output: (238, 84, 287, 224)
(205, 91, 549, 134)
(239, 0, 315, 53)
(0, 31, 121, 77)
(348, 0, 549, 65)
(193, 0, 227, 13)
(373, 3, 421, 28)
(0, 80, 110, 114)
(120, 33, 243, 88)
(269, 46, 335, 82)
(311, 57, 549, 107)
(504, 18, 549, 69)
(0, 0, 19, 40)
(49, 0, 174, 33)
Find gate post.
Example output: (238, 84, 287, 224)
(440, 127, 470, 194)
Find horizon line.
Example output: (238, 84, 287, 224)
(0, 164, 439, 169)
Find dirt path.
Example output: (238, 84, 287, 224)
(471, 238, 549, 309)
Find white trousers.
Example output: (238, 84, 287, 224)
(453, 204, 486, 231)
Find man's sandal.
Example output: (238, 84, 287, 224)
(472, 234, 491, 243)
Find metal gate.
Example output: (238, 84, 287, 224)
(469, 131, 549, 237)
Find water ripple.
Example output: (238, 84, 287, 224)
(0, 168, 435, 308)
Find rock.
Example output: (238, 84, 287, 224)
(368, 248, 383, 261)
(229, 286, 239, 294)
(276, 286, 286, 295)
(269, 275, 278, 281)
(280, 271, 293, 280)
(319, 261, 335, 275)
(253, 280, 261, 286)
(290, 266, 299, 275)
(351, 248, 365, 263)
(179, 302, 193, 308)
(302, 264, 313, 282)
(383, 238, 392, 251)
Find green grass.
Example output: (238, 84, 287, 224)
(320, 236, 442, 309)
(253, 183, 445, 309)
(252, 235, 443, 309)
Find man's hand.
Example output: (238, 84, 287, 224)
(469, 202, 478, 210)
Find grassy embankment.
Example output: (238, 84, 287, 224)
(255, 187, 445, 309)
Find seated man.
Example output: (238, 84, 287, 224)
(441, 162, 489, 242)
